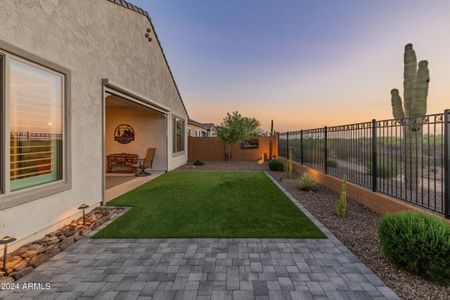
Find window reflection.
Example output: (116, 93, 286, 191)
(10, 59, 63, 191)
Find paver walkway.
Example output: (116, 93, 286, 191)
(0, 176, 399, 300)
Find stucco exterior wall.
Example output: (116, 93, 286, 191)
(0, 0, 188, 249)
(105, 106, 167, 171)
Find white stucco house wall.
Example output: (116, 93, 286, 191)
(0, 0, 189, 250)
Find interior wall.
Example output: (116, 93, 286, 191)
(105, 105, 167, 171)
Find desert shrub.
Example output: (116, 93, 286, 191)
(193, 160, 204, 166)
(327, 159, 338, 168)
(379, 211, 450, 285)
(336, 177, 347, 218)
(297, 173, 318, 191)
(366, 158, 399, 179)
(268, 159, 284, 171)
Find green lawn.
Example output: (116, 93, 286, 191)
(94, 172, 325, 238)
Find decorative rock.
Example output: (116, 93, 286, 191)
(7, 257, 23, 269)
(15, 246, 29, 254)
(59, 236, 74, 251)
(28, 244, 44, 253)
(21, 249, 38, 259)
(44, 245, 59, 257)
(31, 254, 50, 268)
(42, 235, 59, 244)
(12, 260, 28, 271)
(66, 229, 77, 236)
(73, 232, 81, 241)
(10, 266, 33, 280)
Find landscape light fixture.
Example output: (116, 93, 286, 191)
(78, 204, 90, 226)
(0, 236, 16, 274)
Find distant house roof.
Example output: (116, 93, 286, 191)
(188, 119, 206, 129)
(106, 0, 189, 118)
(203, 123, 216, 130)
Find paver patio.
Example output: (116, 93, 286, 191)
(0, 176, 399, 300)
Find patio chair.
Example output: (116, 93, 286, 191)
(134, 148, 156, 177)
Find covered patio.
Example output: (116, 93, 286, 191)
(104, 93, 168, 193)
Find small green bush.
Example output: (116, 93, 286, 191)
(327, 159, 338, 168)
(379, 211, 450, 285)
(298, 173, 318, 191)
(336, 177, 347, 218)
(268, 159, 284, 171)
(366, 158, 399, 179)
(193, 160, 204, 166)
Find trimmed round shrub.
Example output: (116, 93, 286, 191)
(297, 173, 318, 191)
(378, 211, 450, 285)
(268, 159, 284, 171)
(193, 160, 204, 166)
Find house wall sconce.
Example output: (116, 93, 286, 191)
(78, 204, 90, 226)
(0, 236, 16, 274)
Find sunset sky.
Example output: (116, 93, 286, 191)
(131, 0, 450, 132)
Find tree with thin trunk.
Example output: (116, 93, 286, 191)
(216, 111, 262, 160)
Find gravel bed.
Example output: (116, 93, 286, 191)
(267, 170, 450, 300)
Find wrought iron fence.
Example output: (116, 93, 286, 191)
(278, 110, 450, 217)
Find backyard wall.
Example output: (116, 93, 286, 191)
(188, 136, 278, 161)
(285, 159, 450, 222)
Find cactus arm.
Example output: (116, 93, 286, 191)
(410, 60, 429, 117)
(403, 43, 417, 117)
(391, 89, 405, 120)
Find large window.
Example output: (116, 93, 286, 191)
(7, 58, 64, 191)
(173, 117, 185, 153)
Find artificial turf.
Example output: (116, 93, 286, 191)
(94, 171, 325, 238)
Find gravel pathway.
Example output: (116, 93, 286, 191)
(267, 170, 450, 300)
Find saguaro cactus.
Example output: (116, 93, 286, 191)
(390, 43, 430, 192)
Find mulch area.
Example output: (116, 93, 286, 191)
(267, 170, 450, 300)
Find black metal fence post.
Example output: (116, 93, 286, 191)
(300, 130, 304, 164)
(324, 126, 328, 174)
(444, 110, 450, 218)
(372, 119, 377, 192)
(286, 131, 289, 159)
